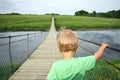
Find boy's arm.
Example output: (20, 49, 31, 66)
(94, 43, 108, 61)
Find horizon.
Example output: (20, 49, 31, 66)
(0, 9, 120, 15)
(0, 0, 120, 15)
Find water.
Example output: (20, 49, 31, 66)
(0, 31, 48, 66)
(0, 30, 120, 66)
(75, 30, 120, 60)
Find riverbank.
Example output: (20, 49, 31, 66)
(0, 15, 51, 32)
(55, 15, 120, 30)
(0, 15, 120, 31)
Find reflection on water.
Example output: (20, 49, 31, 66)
(75, 30, 120, 60)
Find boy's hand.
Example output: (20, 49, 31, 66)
(101, 43, 109, 49)
(95, 43, 109, 61)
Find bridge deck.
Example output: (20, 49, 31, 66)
(9, 17, 61, 80)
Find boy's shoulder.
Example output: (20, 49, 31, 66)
(52, 55, 95, 66)
(52, 59, 63, 65)
(78, 55, 95, 60)
(76, 55, 95, 62)
(51, 60, 63, 68)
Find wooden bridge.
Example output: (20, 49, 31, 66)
(8, 17, 120, 80)
(9, 17, 61, 80)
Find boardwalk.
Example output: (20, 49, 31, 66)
(9, 17, 61, 80)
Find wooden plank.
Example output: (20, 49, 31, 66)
(9, 17, 61, 80)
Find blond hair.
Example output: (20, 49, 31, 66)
(57, 29, 78, 52)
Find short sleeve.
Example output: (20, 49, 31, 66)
(47, 63, 56, 80)
(84, 56, 96, 71)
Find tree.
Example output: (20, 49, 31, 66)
(75, 10, 88, 16)
(7, 12, 21, 15)
(92, 11, 96, 16)
(74, 9, 120, 19)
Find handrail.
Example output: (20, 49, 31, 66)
(0, 37, 27, 46)
(0, 35, 39, 46)
(78, 37, 120, 52)
(0, 33, 40, 46)
(78, 44, 120, 71)
(0, 32, 39, 39)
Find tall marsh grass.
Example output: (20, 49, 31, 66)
(0, 15, 51, 31)
(55, 16, 120, 30)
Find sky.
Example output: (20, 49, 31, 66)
(0, 0, 120, 15)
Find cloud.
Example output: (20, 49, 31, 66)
(73, 0, 120, 12)
(0, 0, 18, 13)
(0, 0, 120, 14)
(27, 0, 80, 14)
(6, 0, 25, 2)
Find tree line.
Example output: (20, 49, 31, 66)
(0, 12, 21, 15)
(75, 9, 120, 19)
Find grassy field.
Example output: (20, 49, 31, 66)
(0, 15, 51, 32)
(86, 60, 120, 80)
(0, 15, 120, 31)
(55, 15, 120, 30)
(0, 63, 20, 80)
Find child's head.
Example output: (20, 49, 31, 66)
(57, 29, 78, 53)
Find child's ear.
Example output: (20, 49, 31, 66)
(75, 45, 78, 52)
(76, 46, 78, 52)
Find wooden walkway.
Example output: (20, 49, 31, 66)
(9, 17, 61, 80)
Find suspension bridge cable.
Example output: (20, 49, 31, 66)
(0, 33, 38, 39)
(0, 34, 39, 46)
(78, 37, 120, 52)
(78, 44, 120, 71)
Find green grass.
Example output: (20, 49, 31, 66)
(0, 15, 120, 31)
(86, 60, 120, 80)
(0, 63, 20, 80)
(55, 16, 120, 30)
(112, 60, 120, 67)
(0, 15, 51, 32)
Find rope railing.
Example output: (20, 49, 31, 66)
(0, 33, 40, 46)
(78, 37, 120, 52)
(0, 32, 38, 39)
(0, 32, 45, 80)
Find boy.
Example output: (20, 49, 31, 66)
(47, 29, 108, 80)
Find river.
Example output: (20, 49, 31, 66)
(76, 30, 120, 60)
(0, 30, 120, 66)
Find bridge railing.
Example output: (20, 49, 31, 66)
(78, 36, 120, 80)
(0, 32, 44, 80)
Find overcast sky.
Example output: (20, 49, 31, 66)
(0, 0, 120, 15)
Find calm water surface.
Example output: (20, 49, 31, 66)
(0, 31, 48, 65)
(0, 30, 120, 66)
(76, 30, 120, 60)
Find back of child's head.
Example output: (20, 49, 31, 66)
(57, 29, 78, 52)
